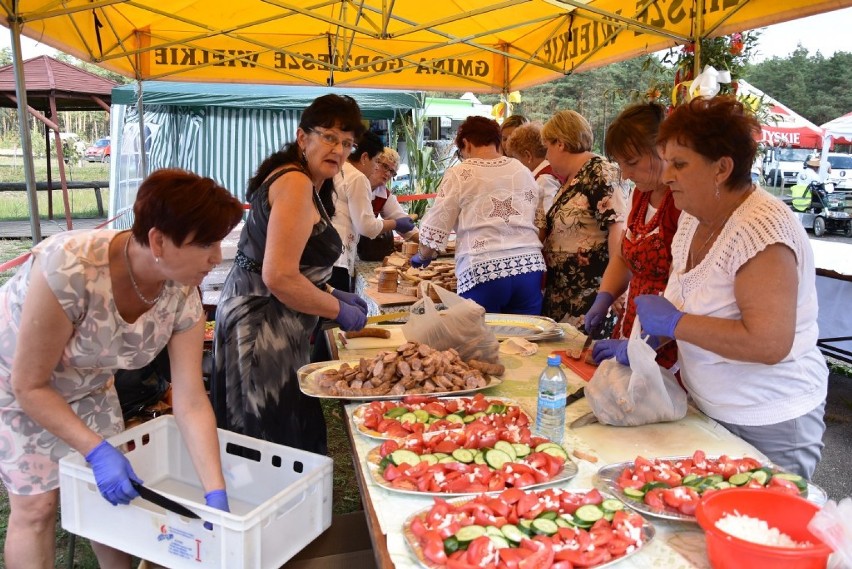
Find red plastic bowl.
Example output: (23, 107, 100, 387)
(696, 488, 832, 569)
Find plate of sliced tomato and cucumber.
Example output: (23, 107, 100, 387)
(404, 487, 655, 569)
(352, 394, 531, 440)
(368, 428, 578, 496)
(594, 449, 828, 521)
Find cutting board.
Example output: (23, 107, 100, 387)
(341, 326, 407, 351)
(555, 350, 598, 382)
(364, 285, 418, 307)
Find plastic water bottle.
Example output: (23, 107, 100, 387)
(535, 355, 568, 443)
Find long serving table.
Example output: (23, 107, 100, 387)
(325, 325, 766, 569)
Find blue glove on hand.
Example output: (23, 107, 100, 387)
(394, 216, 416, 234)
(410, 252, 432, 268)
(331, 288, 368, 315)
(592, 339, 630, 366)
(634, 295, 684, 339)
(85, 440, 142, 506)
(203, 489, 230, 529)
(335, 299, 367, 331)
(584, 292, 614, 336)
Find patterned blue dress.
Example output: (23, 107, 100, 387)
(212, 168, 342, 454)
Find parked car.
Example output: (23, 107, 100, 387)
(826, 152, 852, 190)
(85, 137, 111, 163)
(764, 147, 815, 186)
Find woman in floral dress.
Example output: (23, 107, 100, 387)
(0, 169, 243, 568)
(540, 110, 628, 328)
(587, 103, 681, 367)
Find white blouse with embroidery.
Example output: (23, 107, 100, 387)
(419, 156, 546, 293)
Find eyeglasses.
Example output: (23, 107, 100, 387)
(310, 128, 358, 153)
(378, 162, 397, 177)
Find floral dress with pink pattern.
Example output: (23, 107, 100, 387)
(0, 229, 201, 495)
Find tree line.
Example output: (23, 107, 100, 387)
(0, 45, 849, 151)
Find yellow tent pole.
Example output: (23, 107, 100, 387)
(7, 20, 42, 242)
(694, 0, 705, 78)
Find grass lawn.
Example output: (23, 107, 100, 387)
(0, 238, 361, 567)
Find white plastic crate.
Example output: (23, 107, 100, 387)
(59, 415, 333, 569)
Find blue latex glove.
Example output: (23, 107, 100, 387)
(204, 489, 230, 530)
(592, 339, 630, 366)
(335, 299, 367, 331)
(410, 252, 431, 268)
(394, 216, 416, 234)
(85, 440, 142, 506)
(331, 288, 368, 315)
(634, 295, 684, 339)
(584, 292, 614, 336)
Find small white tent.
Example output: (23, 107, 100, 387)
(819, 112, 852, 180)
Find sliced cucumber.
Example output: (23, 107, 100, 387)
(443, 535, 460, 554)
(413, 409, 430, 423)
(554, 517, 571, 528)
(640, 481, 668, 493)
(773, 472, 808, 492)
(438, 456, 458, 463)
(383, 406, 408, 419)
(750, 470, 770, 485)
(714, 481, 732, 490)
(432, 452, 450, 460)
(603, 511, 615, 522)
(398, 412, 418, 424)
(485, 403, 506, 414)
(512, 443, 531, 458)
(531, 518, 559, 536)
(518, 519, 534, 536)
(682, 474, 701, 486)
(485, 525, 504, 537)
(493, 440, 517, 461)
(501, 524, 526, 543)
(488, 534, 511, 549)
(601, 499, 624, 513)
(455, 525, 487, 543)
(472, 411, 487, 419)
(445, 414, 465, 424)
(419, 454, 439, 466)
(623, 487, 645, 499)
(705, 474, 724, 485)
(462, 414, 478, 423)
(452, 448, 475, 463)
(389, 449, 420, 466)
(485, 449, 512, 470)
(729, 472, 751, 486)
(536, 510, 558, 521)
(534, 442, 563, 453)
(574, 504, 604, 523)
(473, 451, 487, 465)
(540, 446, 569, 461)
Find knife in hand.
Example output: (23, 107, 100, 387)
(131, 481, 201, 519)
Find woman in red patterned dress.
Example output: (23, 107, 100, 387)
(587, 103, 681, 366)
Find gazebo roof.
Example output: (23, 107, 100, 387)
(0, 55, 118, 111)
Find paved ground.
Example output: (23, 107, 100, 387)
(812, 371, 852, 501)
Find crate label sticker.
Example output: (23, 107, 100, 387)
(159, 524, 213, 563)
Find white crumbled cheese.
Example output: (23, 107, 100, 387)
(715, 512, 813, 548)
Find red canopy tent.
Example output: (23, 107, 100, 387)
(738, 80, 824, 149)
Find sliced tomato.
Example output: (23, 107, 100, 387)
(421, 530, 447, 565)
(643, 487, 667, 510)
(498, 547, 529, 569)
(486, 498, 511, 517)
(550, 562, 573, 569)
(518, 538, 554, 569)
(513, 472, 538, 489)
(606, 537, 633, 557)
(404, 395, 434, 405)
(768, 477, 801, 495)
(555, 547, 610, 568)
(379, 439, 399, 457)
(362, 411, 380, 430)
(423, 402, 448, 418)
(500, 488, 526, 505)
(382, 464, 402, 481)
(432, 440, 460, 454)
(389, 476, 417, 491)
(409, 516, 428, 539)
(515, 493, 542, 517)
(465, 535, 496, 567)
(580, 488, 603, 505)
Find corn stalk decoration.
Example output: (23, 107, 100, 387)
(397, 111, 444, 220)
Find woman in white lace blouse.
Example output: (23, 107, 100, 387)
(411, 116, 546, 315)
(635, 96, 828, 479)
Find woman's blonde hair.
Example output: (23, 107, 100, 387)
(541, 110, 593, 153)
(379, 147, 400, 168)
(506, 122, 547, 160)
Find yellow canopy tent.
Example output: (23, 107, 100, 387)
(2, 0, 849, 240)
(2, 0, 847, 92)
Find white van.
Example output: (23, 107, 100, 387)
(764, 147, 815, 186)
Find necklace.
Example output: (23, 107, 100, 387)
(688, 196, 746, 270)
(123, 234, 164, 305)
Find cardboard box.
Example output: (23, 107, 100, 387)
(284, 511, 377, 569)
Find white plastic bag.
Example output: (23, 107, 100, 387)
(403, 283, 500, 363)
(807, 497, 852, 569)
(585, 319, 687, 426)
